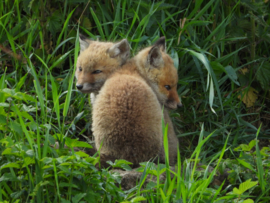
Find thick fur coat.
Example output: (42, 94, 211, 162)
(93, 62, 163, 166)
(92, 38, 181, 167)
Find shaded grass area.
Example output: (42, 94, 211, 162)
(0, 0, 269, 202)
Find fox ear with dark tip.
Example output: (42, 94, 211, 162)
(79, 34, 91, 52)
(107, 39, 130, 64)
(153, 36, 166, 52)
(147, 46, 164, 68)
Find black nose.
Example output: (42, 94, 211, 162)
(177, 103, 183, 108)
(76, 84, 83, 90)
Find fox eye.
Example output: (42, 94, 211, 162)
(164, 85, 171, 90)
(92, 70, 102, 74)
(78, 67, 82, 71)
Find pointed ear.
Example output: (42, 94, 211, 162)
(148, 46, 164, 68)
(107, 39, 130, 61)
(153, 36, 166, 52)
(79, 34, 91, 51)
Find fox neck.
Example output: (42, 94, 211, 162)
(133, 57, 163, 105)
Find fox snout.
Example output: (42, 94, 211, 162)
(76, 84, 83, 90)
(76, 82, 94, 92)
(76, 82, 103, 93)
(167, 89, 182, 109)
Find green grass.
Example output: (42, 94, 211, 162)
(0, 0, 269, 202)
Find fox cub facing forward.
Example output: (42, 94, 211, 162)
(75, 34, 130, 98)
(92, 37, 182, 167)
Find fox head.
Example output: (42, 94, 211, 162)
(135, 37, 182, 110)
(75, 34, 130, 93)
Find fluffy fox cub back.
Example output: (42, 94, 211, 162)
(93, 65, 162, 166)
(75, 34, 130, 94)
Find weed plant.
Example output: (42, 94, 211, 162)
(0, 0, 269, 202)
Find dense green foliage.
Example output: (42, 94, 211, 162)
(0, 0, 269, 202)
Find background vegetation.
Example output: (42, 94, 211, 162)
(0, 0, 269, 202)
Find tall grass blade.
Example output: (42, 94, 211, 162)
(90, 7, 105, 40)
(63, 31, 79, 118)
(56, 7, 76, 47)
(255, 124, 265, 192)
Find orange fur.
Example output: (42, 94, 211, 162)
(76, 36, 181, 166)
(93, 38, 181, 167)
(76, 35, 130, 94)
(93, 63, 163, 166)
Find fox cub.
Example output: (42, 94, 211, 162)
(75, 34, 130, 104)
(132, 37, 181, 165)
(92, 37, 181, 167)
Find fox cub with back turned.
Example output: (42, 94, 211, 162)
(91, 37, 182, 167)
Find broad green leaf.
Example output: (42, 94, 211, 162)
(75, 151, 89, 158)
(210, 61, 225, 78)
(2, 148, 13, 155)
(41, 157, 53, 165)
(131, 196, 147, 203)
(239, 179, 258, 193)
(234, 140, 256, 152)
(0, 162, 20, 170)
(59, 183, 79, 189)
(225, 66, 240, 86)
(8, 121, 23, 135)
(0, 115, 6, 124)
(0, 137, 14, 147)
(113, 159, 132, 170)
(56, 156, 69, 164)
(2, 148, 20, 156)
(233, 179, 258, 195)
(22, 157, 35, 167)
(65, 138, 92, 149)
(26, 149, 34, 157)
(60, 198, 71, 203)
(233, 187, 242, 195)
(248, 140, 256, 150)
(47, 11, 62, 37)
(236, 158, 256, 172)
(71, 193, 86, 203)
(0, 103, 9, 107)
(243, 199, 254, 203)
(30, 181, 50, 197)
(113, 159, 132, 166)
(260, 147, 270, 156)
(10, 190, 25, 199)
(0, 173, 19, 182)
